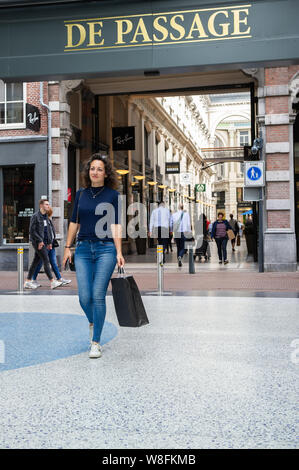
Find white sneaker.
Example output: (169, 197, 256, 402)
(89, 343, 102, 359)
(24, 280, 38, 290)
(60, 278, 72, 286)
(32, 280, 41, 287)
(51, 279, 63, 289)
(89, 324, 94, 344)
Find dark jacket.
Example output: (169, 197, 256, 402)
(29, 210, 54, 246)
(228, 218, 239, 234)
(211, 219, 231, 239)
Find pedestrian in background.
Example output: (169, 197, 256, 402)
(211, 212, 231, 264)
(149, 201, 172, 263)
(172, 204, 191, 267)
(31, 206, 71, 288)
(228, 213, 239, 252)
(63, 154, 125, 359)
(24, 199, 63, 290)
(166, 210, 174, 254)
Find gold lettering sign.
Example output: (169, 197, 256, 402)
(64, 4, 252, 52)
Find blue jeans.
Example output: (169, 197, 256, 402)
(32, 247, 60, 280)
(75, 240, 117, 343)
(215, 237, 228, 261)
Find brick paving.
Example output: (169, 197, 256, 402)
(1, 268, 298, 293)
(1, 242, 298, 293)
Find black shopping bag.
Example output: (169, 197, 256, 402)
(111, 268, 149, 327)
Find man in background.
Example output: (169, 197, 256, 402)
(149, 201, 172, 263)
(24, 199, 62, 290)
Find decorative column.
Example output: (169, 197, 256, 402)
(244, 66, 297, 271)
(263, 68, 297, 271)
(49, 79, 83, 265)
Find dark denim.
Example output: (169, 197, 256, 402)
(215, 237, 228, 261)
(32, 247, 60, 280)
(75, 240, 117, 343)
(28, 245, 53, 281)
(174, 234, 186, 259)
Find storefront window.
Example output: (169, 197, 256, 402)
(2, 166, 34, 244)
(0, 81, 25, 127)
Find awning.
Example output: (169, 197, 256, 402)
(242, 210, 253, 215)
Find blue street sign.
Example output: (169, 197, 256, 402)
(247, 166, 262, 181)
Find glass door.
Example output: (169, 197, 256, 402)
(2, 166, 34, 244)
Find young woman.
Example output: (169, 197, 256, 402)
(211, 212, 231, 265)
(32, 207, 71, 287)
(62, 154, 125, 359)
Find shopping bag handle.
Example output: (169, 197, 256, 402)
(117, 266, 126, 277)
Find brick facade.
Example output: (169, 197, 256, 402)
(266, 182, 290, 199)
(266, 125, 289, 143)
(266, 153, 289, 170)
(267, 210, 290, 229)
(0, 82, 48, 137)
(263, 65, 299, 232)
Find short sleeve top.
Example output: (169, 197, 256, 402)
(70, 186, 122, 242)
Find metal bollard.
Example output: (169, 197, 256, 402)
(188, 246, 195, 274)
(157, 244, 164, 295)
(17, 247, 24, 293)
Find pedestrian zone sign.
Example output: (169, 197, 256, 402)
(244, 161, 265, 187)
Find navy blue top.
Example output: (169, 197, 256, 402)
(71, 186, 121, 242)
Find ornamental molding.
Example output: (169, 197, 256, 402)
(60, 79, 83, 102)
(60, 127, 72, 147)
(242, 68, 259, 77)
(289, 73, 299, 103)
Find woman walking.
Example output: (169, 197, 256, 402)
(211, 212, 231, 264)
(32, 207, 71, 287)
(63, 154, 125, 359)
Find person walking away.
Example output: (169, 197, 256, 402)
(149, 201, 172, 263)
(63, 154, 125, 359)
(211, 212, 231, 264)
(24, 199, 63, 290)
(237, 220, 244, 238)
(166, 210, 174, 254)
(244, 215, 254, 255)
(228, 213, 239, 252)
(172, 204, 191, 267)
(31, 206, 71, 287)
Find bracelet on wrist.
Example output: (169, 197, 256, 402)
(65, 245, 72, 249)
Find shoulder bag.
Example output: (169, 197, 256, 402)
(70, 189, 84, 271)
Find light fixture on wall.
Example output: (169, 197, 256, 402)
(147, 181, 157, 186)
(158, 184, 167, 189)
(116, 169, 129, 175)
(134, 175, 145, 180)
(168, 188, 176, 192)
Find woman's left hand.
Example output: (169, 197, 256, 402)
(117, 253, 125, 267)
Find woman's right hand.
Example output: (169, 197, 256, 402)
(62, 248, 72, 269)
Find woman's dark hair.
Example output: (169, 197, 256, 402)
(82, 153, 118, 190)
(217, 212, 224, 217)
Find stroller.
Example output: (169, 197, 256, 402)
(194, 237, 209, 262)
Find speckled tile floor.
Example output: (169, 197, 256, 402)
(0, 294, 298, 449)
